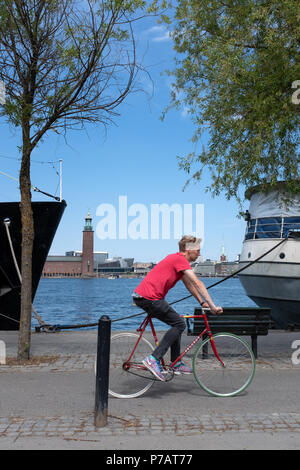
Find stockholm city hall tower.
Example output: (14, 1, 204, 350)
(81, 212, 94, 277)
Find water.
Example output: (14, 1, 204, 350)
(33, 277, 256, 331)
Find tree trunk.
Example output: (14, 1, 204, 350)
(17, 125, 34, 360)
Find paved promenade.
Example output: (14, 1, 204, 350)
(0, 328, 299, 450)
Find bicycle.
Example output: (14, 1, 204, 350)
(108, 309, 256, 399)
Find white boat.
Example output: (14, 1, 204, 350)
(238, 183, 300, 329)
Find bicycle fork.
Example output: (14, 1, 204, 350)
(208, 335, 225, 367)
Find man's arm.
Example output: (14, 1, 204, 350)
(181, 269, 223, 315)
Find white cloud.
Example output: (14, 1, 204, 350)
(144, 25, 172, 43)
(152, 31, 171, 42)
(181, 106, 190, 118)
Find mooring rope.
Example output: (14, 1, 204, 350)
(0, 169, 60, 201)
(3, 220, 47, 329)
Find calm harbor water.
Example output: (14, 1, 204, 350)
(33, 277, 256, 331)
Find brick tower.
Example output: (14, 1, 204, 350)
(81, 212, 94, 277)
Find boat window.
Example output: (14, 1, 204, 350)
(245, 216, 300, 240)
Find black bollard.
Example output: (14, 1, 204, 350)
(94, 315, 111, 427)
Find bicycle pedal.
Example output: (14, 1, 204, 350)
(161, 366, 175, 381)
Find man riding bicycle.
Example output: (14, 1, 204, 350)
(132, 235, 223, 381)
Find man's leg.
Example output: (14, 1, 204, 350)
(134, 298, 185, 362)
(150, 301, 185, 362)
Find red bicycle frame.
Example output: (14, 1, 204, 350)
(125, 311, 225, 370)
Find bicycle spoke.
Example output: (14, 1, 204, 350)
(193, 333, 256, 397)
(109, 333, 155, 398)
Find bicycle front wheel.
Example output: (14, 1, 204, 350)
(193, 333, 256, 397)
(109, 332, 155, 399)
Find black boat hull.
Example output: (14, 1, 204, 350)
(0, 201, 66, 330)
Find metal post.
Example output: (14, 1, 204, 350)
(59, 159, 62, 202)
(94, 315, 111, 427)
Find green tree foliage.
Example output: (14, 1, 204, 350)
(162, 0, 300, 201)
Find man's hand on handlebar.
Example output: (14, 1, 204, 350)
(201, 302, 209, 308)
(202, 303, 223, 315)
(211, 306, 223, 315)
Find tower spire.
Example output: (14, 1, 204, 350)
(220, 243, 226, 262)
(84, 211, 93, 231)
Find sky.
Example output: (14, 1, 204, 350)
(0, 12, 249, 264)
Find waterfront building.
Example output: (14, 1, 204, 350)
(193, 245, 239, 277)
(96, 256, 134, 275)
(42, 254, 83, 277)
(94, 251, 109, 267)
(133, 262, 156, 275)
(193, 260, 217, 276)
(42, 213, 134, 277)
(215, 261, 239, 276)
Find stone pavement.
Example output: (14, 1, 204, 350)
(0, 409, 300, 440)
(0, 329, 299, 450)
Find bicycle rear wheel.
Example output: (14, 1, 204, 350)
(193, 333, 256, 397)
(109, 332, 155, 399)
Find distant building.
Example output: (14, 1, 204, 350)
(42, 213, 134, 277)
(42, 254, 83, 277)
(94, 251, 109, 267)
(43, 213, 94, 278)
(215, 261, 239, 276)
(81, 213, 94, 276)
(193, 260, 216, 276)
(218, 244, 227, 276)
(96, 256, 135, 274)
(133, 262, 156, 274)
(193, 245, 239, 277)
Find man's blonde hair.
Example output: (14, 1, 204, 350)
(179, 235, 202, 252)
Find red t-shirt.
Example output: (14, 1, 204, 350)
(134, 252, 191, 300)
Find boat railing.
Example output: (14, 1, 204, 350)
(245, 216, 300, 240)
